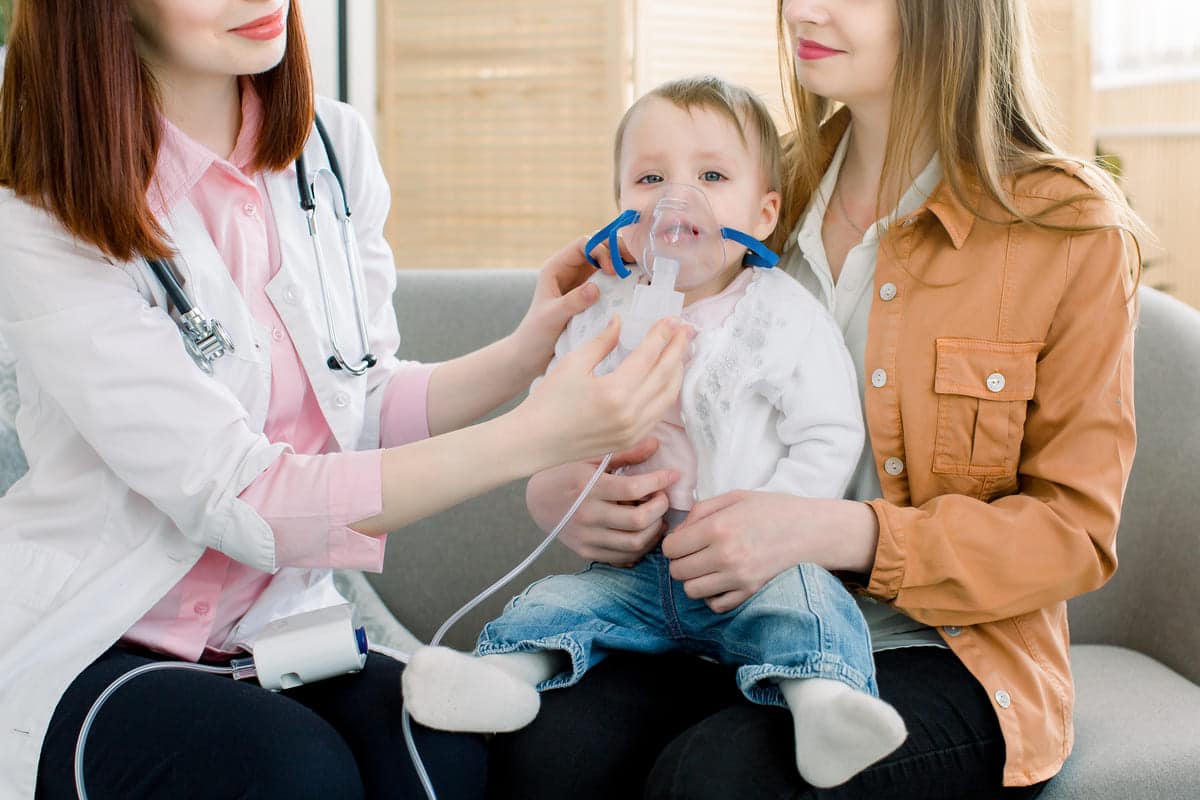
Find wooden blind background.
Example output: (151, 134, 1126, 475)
(375, 1, 785, 270)
(376, 1, 627, 269)
(375, 0, 1190, 307)
(1028, 0, 1094, 158)
(632, 0, 784, 125)
(1097, 80, 1200, 309)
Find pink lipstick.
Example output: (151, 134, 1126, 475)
(797, 38, 844, 60)
(230, 7, 286, 41)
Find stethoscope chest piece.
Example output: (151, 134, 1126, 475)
(147, 257, 235, 374)
(179, 310, 235, 375)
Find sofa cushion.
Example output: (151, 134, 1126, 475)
(1040, 644, 1200, 800)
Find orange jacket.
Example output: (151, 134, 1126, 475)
(804, 113, 1137, 786)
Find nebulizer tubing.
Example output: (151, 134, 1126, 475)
(71, 457, 616, 800)
(74, 657, 257, 800)
(402, 451, 614, 800)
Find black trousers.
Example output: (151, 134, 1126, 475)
(37, 646, 487, 800)
(489, 646, 1050, 800)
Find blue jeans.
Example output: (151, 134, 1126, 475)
(476, 547, 877, 706)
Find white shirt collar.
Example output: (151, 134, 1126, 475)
(792, 128, 943, 308)
(798, 127, 943, 249)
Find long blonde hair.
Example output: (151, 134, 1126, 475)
(774, 0, 1146, 258)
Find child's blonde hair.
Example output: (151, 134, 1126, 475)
(612, 75, 783, 202)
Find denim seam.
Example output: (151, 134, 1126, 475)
(736, 656, 874, 707)
(474, 635, 588, 691)
(658, 555, 685, 639)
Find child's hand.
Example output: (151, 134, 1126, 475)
(526, 438, 677, 564)
(513, 314, 692, 467)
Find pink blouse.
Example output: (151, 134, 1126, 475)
(122, 84, 434, 661)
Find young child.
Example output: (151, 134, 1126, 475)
(402, 76, 907, 789)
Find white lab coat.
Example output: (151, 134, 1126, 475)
(0, 98, 409, 798)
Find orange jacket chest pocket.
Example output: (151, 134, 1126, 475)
(932, 338, 1042, 479)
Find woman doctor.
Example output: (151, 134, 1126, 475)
(0, 1, 691, 798)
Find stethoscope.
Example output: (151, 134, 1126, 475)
(147, 113, 377, 377)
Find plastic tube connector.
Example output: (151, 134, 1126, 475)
(619, 256, 685, 353)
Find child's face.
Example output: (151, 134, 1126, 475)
(617, 98, 781, 279)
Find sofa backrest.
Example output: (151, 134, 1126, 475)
(1065, 287, 1200, 683)
(1, 272, 1197, 670)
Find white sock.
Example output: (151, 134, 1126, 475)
(483, 650, 563, 686)
(780, 676, 907, 788)
(400, 646, 562, 733)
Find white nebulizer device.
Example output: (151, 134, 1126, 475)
(249, 603, 369, 690)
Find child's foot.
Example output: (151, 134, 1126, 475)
(781, 677, 907, 788)
(401, 646, 540, 733)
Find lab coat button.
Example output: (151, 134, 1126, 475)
(986, 372, 1006, 393)
(994, 689, 1012, 709)
(243, 202, 257, 217)
(944, 625, 962, 637)
(871, 369, 887, 388)
(333, 392, 350, 408)
(884, 457, 904, 476)
(194, 602, 211, 616)
(879, 282, 897, 302)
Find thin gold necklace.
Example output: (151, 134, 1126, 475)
(835, 182, 869, 238)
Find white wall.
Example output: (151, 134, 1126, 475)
(298, 0, 377, 134)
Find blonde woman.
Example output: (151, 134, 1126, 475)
(508, 1, 1140, 797)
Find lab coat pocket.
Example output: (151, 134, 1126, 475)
(0, 543, 81, 612)
(932, 338, 1041, 480)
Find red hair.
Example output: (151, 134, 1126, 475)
(0, 0, 314, 261)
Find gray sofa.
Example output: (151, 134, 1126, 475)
(1, 270, 1198, 798)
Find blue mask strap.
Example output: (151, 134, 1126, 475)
(720, 227, 779, 268)
(585, 209, 641, 278)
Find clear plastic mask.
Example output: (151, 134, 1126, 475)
(625, 183, 728, 291)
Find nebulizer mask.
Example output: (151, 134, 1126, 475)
(585, 182, 779, 352)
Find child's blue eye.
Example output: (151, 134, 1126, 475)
(701, 171, 725, 182)
(637, 175, 664, 184)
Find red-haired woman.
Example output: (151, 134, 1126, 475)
(0, 2, 690, 798)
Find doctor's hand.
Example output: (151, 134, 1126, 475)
(513, 314, 691, 474)
(662, 491, 881, 614)
(526, 438, 677, 565)
(507, 234, 637, 381)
